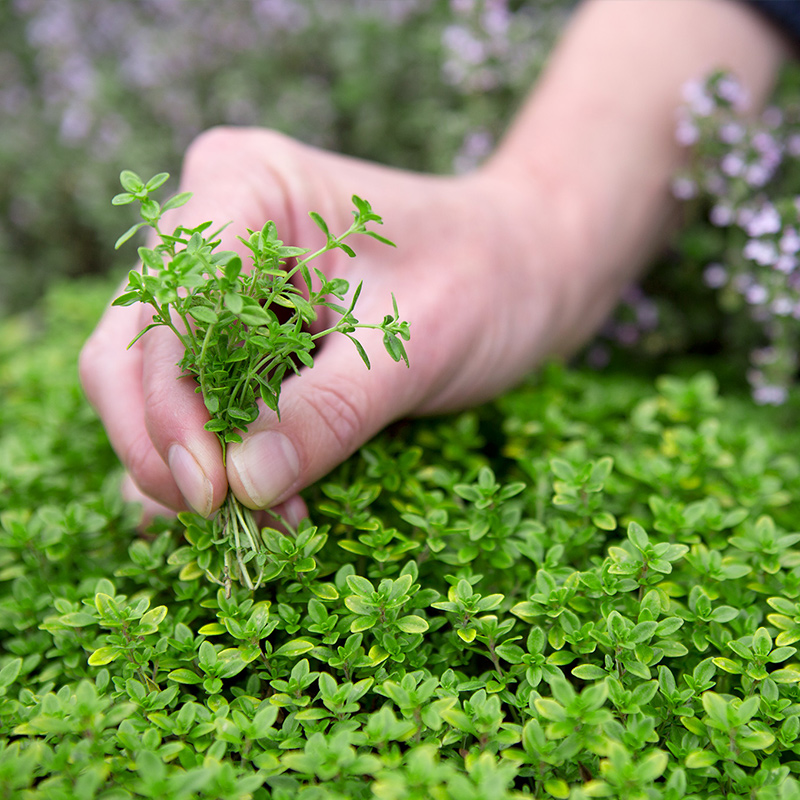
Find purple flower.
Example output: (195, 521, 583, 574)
(744, 283, 769, 305)
(671, 176, 696, 200)
(717, 75, 748, 110)
(743, 239, 778, 267)
(718, 121, 745, 144)
(745, 202, 781, 237)
(772, 296, 794, 316)
(703, 263, 728, 288)
(442, 25, 487, 66)
(614, 323, 640, 347)
(787, 133, 800, 157)
(710, 204, 734, 227)
(721, 152, 745, 177)
(682, 79, 715, 116)
(781, 228, 800, 254)
(745, 162, 771, 188)
(753, 384, 788, 405)
(453, 128, 494, 173)
(775, 254, 797, 274)
(675, 117, 699, 146)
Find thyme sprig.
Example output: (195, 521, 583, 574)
(112, 170, 409, 592)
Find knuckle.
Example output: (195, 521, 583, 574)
(183, 126, 244, 168)
(301, 380, 367, 453)
(182, 127, 293, 177)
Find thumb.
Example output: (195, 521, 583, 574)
(226, 329, 411, 509)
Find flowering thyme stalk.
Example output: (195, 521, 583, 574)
(112, 170, 409, 593)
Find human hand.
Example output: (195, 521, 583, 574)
(81, 0, 785, 522)
(80, 127, 580, 518)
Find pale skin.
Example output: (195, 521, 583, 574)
(79, 0, 787, 521)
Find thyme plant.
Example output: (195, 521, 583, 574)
(111, 170, 409, 593)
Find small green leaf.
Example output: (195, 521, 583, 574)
(145, 172, 170, 192)
(115, 222, 147, 250)
(685, 750, 718, 769)
(188, 305, 219, 325)
(0, 658, 22, 688)
(161, 191, 192, 212)
(274, 639, 315, 658)
(593, 512, 617, 531)
(224, 292, 244, 314)
(309, 211, 329, 235)
(168, 669, 203, 685)
(88, 647, 118, 667)
(572, 664, 608, 680)
(120, 170, 145, 193)
(395, 615, 429, 634)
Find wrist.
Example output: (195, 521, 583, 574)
(478, 0, 787, 358)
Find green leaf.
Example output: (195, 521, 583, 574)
(145, 172, 170, 192)
(593, 512, 617, 531)
(395, 615, 429, 634)
(237, 305, 272, 326)
(120, 170, 145, 193)
(572, 664, 608, 680)
(637, 749, 668, 782)
(168, 669, 203, 685)
(685, 750, 717, 769)
(627, 521, 649, 552)
(224, 292, 244, 314)
(0, 658, 22, 688)
(161, 191, 192, 212)
(544, 779, 570, 798)
(346, 334, 371, 369)
(88, 647, 118, 666)
(115, 222, 147, 250)
(383, 331, 408, 365)
(111, 291, 141, 307)
(550, 459, 575, 482)
(274, 639, 315, 658)
(188, 305, 219, 325)
(309, 211, 330, 235)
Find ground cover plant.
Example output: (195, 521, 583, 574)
(3, 279, 800, 798)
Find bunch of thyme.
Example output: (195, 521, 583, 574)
(112, 170, 409, 592)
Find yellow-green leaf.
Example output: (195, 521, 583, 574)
(88, 647, 118, 666)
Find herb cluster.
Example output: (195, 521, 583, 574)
(2, 283, 800, 797)
(112, 170, 409, 592)
(670, 69, 800, 404)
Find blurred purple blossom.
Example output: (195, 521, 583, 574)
(453, 128, 494, 173)
(743, 239, 777, 267)
(675, 117, 699, 146)
(710, 204, 734, 227)
(682, 79, 715, 117)
(674, 70, 800, 405)
(671, 176, 696, 200)
(703, 264, 728, 288)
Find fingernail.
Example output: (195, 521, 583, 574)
(229, 431, 300, 508)
(168, 444, 213, 517)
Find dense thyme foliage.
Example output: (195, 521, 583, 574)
(2, 283, 800, 798)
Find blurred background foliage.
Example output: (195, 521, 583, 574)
(0, 0, 569, 315)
